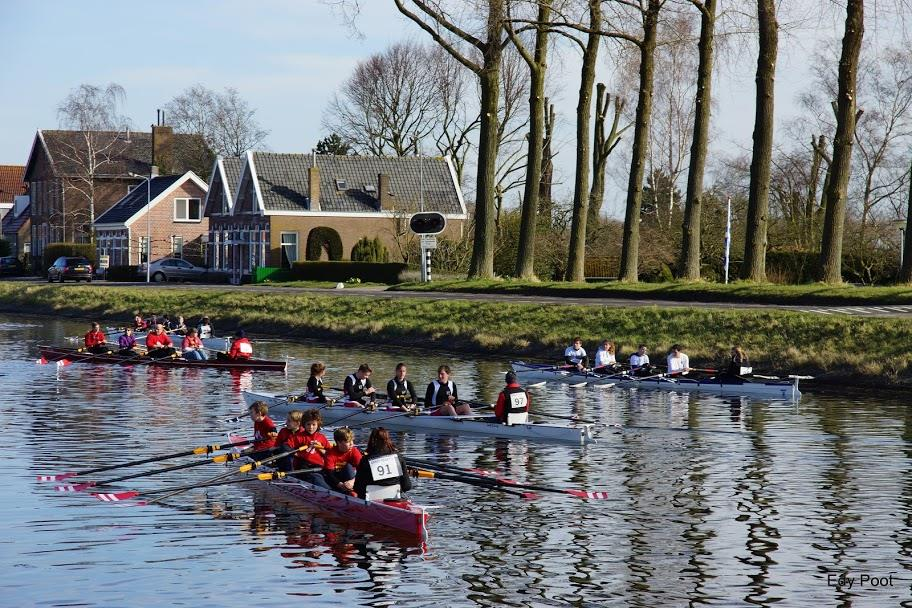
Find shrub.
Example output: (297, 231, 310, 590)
(290, 261, 407, 284)
(306, 227, 343, 261)
(351, 236, 390, 263)
(42, 243, 97, 271)
(105, 265, 139, 281)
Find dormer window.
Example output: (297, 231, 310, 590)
(364, 184, 377, 194)
(335, 179, 347, 191)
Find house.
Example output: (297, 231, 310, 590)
(94, 171, 209, 267)
(0, 165, 26, 221)
(1, 196, 30, 259)
(204, 152, 467, 281)
(23, 125, 211, 268)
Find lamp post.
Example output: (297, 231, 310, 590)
(128, 166, 158, 283)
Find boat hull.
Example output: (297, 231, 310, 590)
(242, 391, 594, 444)
(511, 361, 801, 400)
(39, 345, 287, 372)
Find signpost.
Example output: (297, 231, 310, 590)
(410, 212, 445, 283)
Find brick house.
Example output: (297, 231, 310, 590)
(0, 165, 26, 221)
(24, 126, 211, 268)
(94, 171, 209, 266)
(204, 152, 467, 281)
(1, 197, 30, 259)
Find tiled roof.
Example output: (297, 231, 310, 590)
(250, 152, 463, 214)
(222, 156, 243, 200)
(38, 130, 209, 178)
(1, 203, 29, 235)
(94, 175, 182, 225)
(0, 165, 26, 204)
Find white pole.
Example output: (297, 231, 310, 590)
(146, 176, 151, 283)
(723, 197, 732, 284)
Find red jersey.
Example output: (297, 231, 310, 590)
(181, 335, 202, 350)
(275, 427, 330, 468)
(146, 332, 173, 349)
(228, 337, 253, 359)
(84, 330, 106, 348)
(323, 445, 363, 472)
(253, 415, 277, 450)
(495, 383, 531, 420)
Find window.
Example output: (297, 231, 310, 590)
(335, 179, 347, 191)
(280, 232, 298, 269)
(171, 235, 183, 258)
(364, 184, 377, 194)
(174, 198, 201, 222)
(221, 192, 229, 214)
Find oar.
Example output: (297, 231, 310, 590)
(406, 458, 609, 500)
(37, 439, 253, 482)
(93, 467, 322, 502)
(413, 468, 531, 498)
(55, 451, 246, 492)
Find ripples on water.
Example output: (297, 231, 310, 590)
(1, 315, 911, 607)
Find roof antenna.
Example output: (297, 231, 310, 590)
(156, 109, 160, 126)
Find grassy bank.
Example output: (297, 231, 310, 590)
(391, 278, 912, 306)
(2, 283, 910, 387)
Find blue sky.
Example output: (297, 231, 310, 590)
(0, 0, 837, 216)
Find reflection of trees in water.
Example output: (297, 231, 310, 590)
(898, 407, 912, 601)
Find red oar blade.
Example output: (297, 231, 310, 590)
(521, 492, 540, 500)
(565, 489, 610, 500)
(37, 472, 77, 482)
(55, 481, 96, 492)
(93, 491, 140, 502)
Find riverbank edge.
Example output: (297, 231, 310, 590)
(2, 284, 911, 390)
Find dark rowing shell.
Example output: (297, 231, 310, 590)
(38, 345, 287, 372)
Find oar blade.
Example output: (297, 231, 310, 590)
(565, 489, 610, 500)
(55, 481, 96, 492)
(521, 492, 540, 500)
(93, 491, 140, 502)
(37, 472, 77, 482)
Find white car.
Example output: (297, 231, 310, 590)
(141, 258, 209, 282)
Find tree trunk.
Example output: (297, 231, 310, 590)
(741, 0, 778, 281)
(587, 84, 608, 231)
(539, 102, 555, 223)
(679, 0, 716, 280)
(565, 0, 601, 282)
(806, 135, 825, 247)
(818, 0, 864, 284)
(900, 158, 912, 282)
(619, 0, 661, 282)
(515, 1, 551, 279)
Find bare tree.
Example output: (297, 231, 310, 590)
(493, 49, 532, 228)
(56, 83, 132, 241)
(587, 83, 627, 231)
(166, 86, 268, 157)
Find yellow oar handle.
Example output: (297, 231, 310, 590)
(211, 452, 241, 464)
(413, 468, 435, 478)
(256, 471, 285, 481)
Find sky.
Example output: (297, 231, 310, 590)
(0, 0, 851, 218)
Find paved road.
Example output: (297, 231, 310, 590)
(13, 278, 912, 318)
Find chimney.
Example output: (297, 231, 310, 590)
(308, 155, 321, 211)
(151, 125, 173, 172)
(378, 173, 390, 210)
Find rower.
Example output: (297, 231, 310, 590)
(145, 323, 176, 358)
(117, 327, 137, 355)
(343, 364, 376, 406)
(722, 346, 751, 379)
(181, 327, 208, 361)
(564, 337, 589, 371)
(666, 344, 690, 376)
(593, 339, 619, 373)
(274, 409, 331, 480)
(218, 329, 253, 361)
(173, 315, 188, 336)
(298, 361, 328, 403)
(494, 371, 530, 425)
(353, 427, 412, 501)
(320, 427, 363, 494)
(196, 316, 213, 339)
(84, 322, 108, 354)
(387, 362, 418, 411)
(425, 365, 471, 416)
(629, 344, 654, 377)
(132, 314, 148, 331)
(248, 400, 278, 455)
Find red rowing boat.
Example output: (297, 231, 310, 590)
(38, 345, 287, 372)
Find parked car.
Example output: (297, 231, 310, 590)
(0, 256, 23, 276)
(141, 258, 208, 282)
(47, 256, 93, 282)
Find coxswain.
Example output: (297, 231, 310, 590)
(117, 327, 137, 355)
(319, 427, 363, 494)
(248, 400, 278, 455)
(145, 323, 175, 359)
(353, 427, 412, 501)
(593, 339, 619, 372)
(84, 322, 108, 354)
(343, 364, 376, 405)
(666, 344, 690, 376)
(386, 362, 418, 411)
(132, 314, 148, 331)
(197, 316, 213, 339)
(218, 329, 253, 360)
(181, 327, 208, 361)
(629, 344, 653, 377)
(494, 371, 531, 425)
(425, 365, 471, 416)
(564, 337, 589, 371)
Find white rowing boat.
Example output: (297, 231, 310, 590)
(241, 391, 595, 444)
(511, 361, 803, 400)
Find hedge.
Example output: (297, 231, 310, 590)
(105, 265, 139, 281)
(305, 227, 343, 261)
(290, 261, 407, 284)
(42, 243, 97, 272)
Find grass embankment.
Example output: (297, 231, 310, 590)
(391, 278, 912, 306)
(1, 283, 910, 387)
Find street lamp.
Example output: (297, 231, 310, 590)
(128, 166, 158, 283)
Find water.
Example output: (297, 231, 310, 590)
(1, 313, 911, 607)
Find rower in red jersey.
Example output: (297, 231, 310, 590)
(145, 323, 175, 359)
(219, 329, 253, 360)
(84, 322, 108, 354)
(275, 409, 331, 483)
(248, 400, 278, 454)
(319, 427, 363, 494)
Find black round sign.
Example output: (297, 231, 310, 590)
(409, 212, 446, 234)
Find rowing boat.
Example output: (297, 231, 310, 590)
(107, 329, 229, 352)
(228, 433, 430, 539)
(241, 391, 595, 444)
(510, 361, 803, 400)
(39, 345, 287, 372)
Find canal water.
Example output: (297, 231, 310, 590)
(0, 314, 910, 607)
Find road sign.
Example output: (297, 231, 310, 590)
(410, 212, 446, 235)
(420, 235, 437, 249)
(98, 255, 110, 269)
